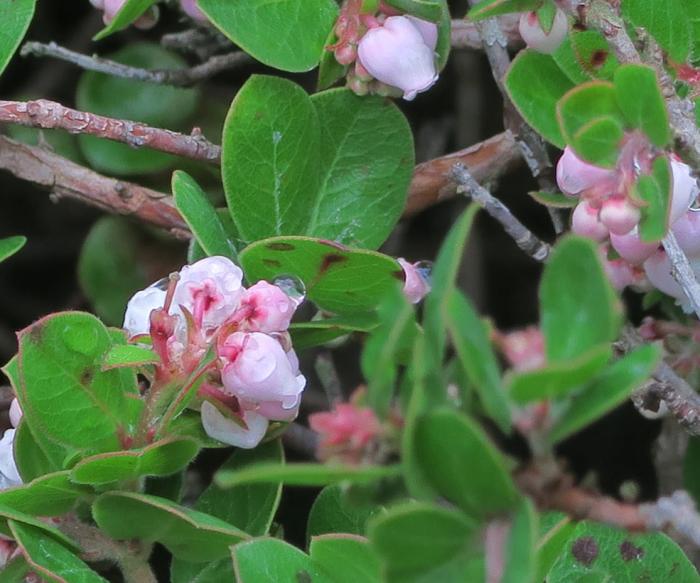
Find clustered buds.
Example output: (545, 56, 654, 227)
(330, 0, 439, 100)
(518, 8, 568, 55)
(556, 142, 699, 299)
(124, 257, 305, 449)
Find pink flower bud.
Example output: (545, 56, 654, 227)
(571, 201, 609, 242)
(602, 256, 637, 290)
(671, 210, 700, 257)
(556, 146, 617, 197)
(241, 397, 301, 423)
(609, 228, 658, 265)
(200, 402, 268, 449)
(518, 8, 568, 55)
(357, 15, 438, 101)
(102, 0, 127, 23)
(309, 402, 381, 462)
(398, 258, 431, 304)
(405, 15, 438, 51)
(599, 197, 640, 235)
(0, 430, 21, 489)
(173, 256, 243, 330)
(335, 43, 357, 65)
(670, 157, 699, 224)
(644, 250, 685, 300)
(236, 281, 298, 333)
(123, 284, 167, 338)
(497, 327, 545, 372)
(9, 399, 22, 429)
(220, 332, 306, 409)
(180, 0, 208, 23)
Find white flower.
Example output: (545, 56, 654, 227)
(200, 402, 268, 449)
(123, 283, 167, 338)
(0, 430, 21, 490)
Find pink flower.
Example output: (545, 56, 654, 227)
(236, 281, 298, 333)
(609, 228, 658, 265)
(0, 430, 21, 490)
(602, 255, 638, 291)
(671, 210, 700, 257)
(556, 146, 617, 197)
(309, 403, 381, 462)
(518, 8, 568, 55)
(357, 15, 438, 101)
(180, 0, 208, 23)
(172, 256, 244, 330)
(398, 258, 431, 303)
(406, 15, 438, 51)
(644, 250, 685, 301)
(102, 0, 157, 29)
(219, 332, 306, 410)
(9, 399, 21, 429)
(599, 197, 641, 235)
(200, 402, 268, 449)
(123, 283, 167, 338)
(497, 327, 545, 372)
(571, 201, 609, 242)
(670, 157, 699, 224)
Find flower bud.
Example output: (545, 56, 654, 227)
(180, 0, 208, 23)
(599, 197, 640, 235)
(609, 228, 658, 265)
(0, 430, 21, 490)
(571, 201, 609, 242)
(670, 157, 699, 224)
(200, 402, 268, 449)
(644, 250, 685, 300)
(236, 280, 298, 333)
(123, 284, 167, 338)
(602, 256, 637, 290)
(497, 327, 544, 372)
(357, 16, 438, 101)
(518, 8, 568, 55)
(671, 210, 700, 257)
(406, 15, 438, 51)
(309, 402, 381, 462)
(556, 146, 617, 197)
(398, 258, 431, 304)
(9, 399, 22, 429)
(335, 43, 357, 65)
(220, 332, 306, 409)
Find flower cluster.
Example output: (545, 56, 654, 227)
(330, 0, 439, 101)
(518, 8, 568, 55)
(124, 257, 305, 449)
(557, 141, 699, 300)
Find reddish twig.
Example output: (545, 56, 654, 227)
(0, 99, 221, 164)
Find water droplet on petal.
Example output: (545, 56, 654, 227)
(63, 321, 100, 357)
(414, 260, 433, 286)
(272, 274, 306, 305)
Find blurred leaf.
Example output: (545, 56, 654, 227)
(310, 535, 382, 583)
(529, 191, 578, 208)
(0, 0, 35, 77)
(233, 538, 334, 582)
(468, 0, 540, 20)
(291, 313, 380, 350)
(621, 0, 691, 62)
(0, 236, 25, 263)
(384, 0, 444, 21)
(0, 555, 30, 582)
(635, 155, 672, 243)
(502, 498, 538, 583)
(307, 485, 383, 542)
(93, 0, 157, 40)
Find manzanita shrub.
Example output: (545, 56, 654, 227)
(1, 0, 700, 581)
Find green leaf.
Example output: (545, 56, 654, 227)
(445, 289, 511, 432)
(93, 0, 157, 40)
(0, 472, 87, 517)
(199, 0, 338, 72)
(546, 520, 698, 582)
(621, 0, 691, 62)
(93, 492, 248, 562)
(291, 312, 380, 350)
(307, 485, 382, 541)
(76, 43, 199, 175)
(317, 27, 348, 91)
(509, 344, 612, 404)
(0, 237, 25, 263)
(216, 462, 401, 489)
(549, 344, 661, 444)
(384, 0, 444, 21)
(0, 555, 30, 583)
(13, 421, 69, 482)
(308, 90, 414, 249)
(16, 312, 142, 453)
(505, 50, 574, 148)
(553, 31, 619, 83)
(240, 236, 401, 314)
(362, 285, 417, 418)
(310, 535, 382, 583)
(536, 514, 576, 581)
(540, 236, 621, 363)
(172, 171, 238, 260)
(70, 437, 199, 485)
(413, 409, 519, 518)
(0, 504, 77, 550)
(102, 343, 159, 370)
(369, 502, 483, 583)
(556, 81, 625, 167)
(9, 521, 106, 583)
(614, 64, 671, 147)
(0, 0, 35, 78)
(502, 498, 538, 583)
(468, 0, 541, 20)
(171, 441, 283, 583)
(222, 75, 320, 241)
(529, 191, 578, 208)
(233, 538, 335, 583)
(78, 217, 149, 326)
(635, 155, 672, 243)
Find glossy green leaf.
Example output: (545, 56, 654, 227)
(635, 155, 672, 243)
(413, 409, 519, 518)
(216, 462, 401, 489)
(16, 312, 142, 452)
(505, 50, 574, 147)
(172, 171, 238, 260)
(93, 0, 157, 40)
(540, 236, 620, 363)
(307, 485, 382, 541)
(614, 64, 670, 147)
(9, 521, 105, 583)
(549, 344, 661, 444)
(0, 0, 35, 78)
(310, 535, 382, 583)
(102, 343, 158, 370)
(468, 0, 540, 20)
(309, 90, 414, 249)
(529, 191, 578, 208)
(509, 344, 611, 404)
(76, 43, 198, 175)
(70, 437, 199, 485)
(446, 289, 511, 432)
(240, 236, 401, 314)
(0, 472, 87, 517)
(546, 520, 698, 581)
(93, 492, 248, 562)
(233, 538, 335, 583)
(0, 237, 25, 263)
(621, 0, 691, 62)
(369, 502, 483, 583)
(291, 312, 380, 350)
